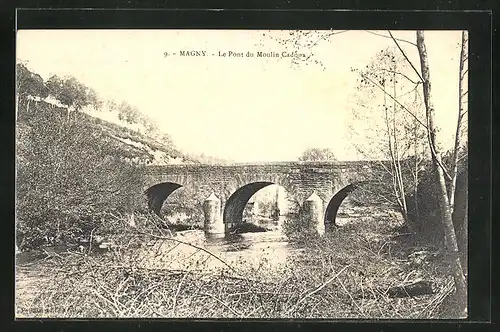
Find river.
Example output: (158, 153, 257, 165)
(136, 214, 358, 277)
(136, 216, 306, 275)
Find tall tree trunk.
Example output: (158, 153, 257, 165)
(392, 71, 408, 222)
(449, 30, 468, 214)
(416, 30, 467, 317)
(413, 106, 420, 223)
(383, 84, 402, 213)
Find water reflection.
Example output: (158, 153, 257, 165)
(204, 233, 251, 252)
(203, 219, 288, 254)
(198, 218, 292, 272)
(140, 217, 297, 273)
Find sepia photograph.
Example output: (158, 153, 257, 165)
(15, 29, 468, 319)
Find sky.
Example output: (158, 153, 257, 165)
(16, 29, 465, 162)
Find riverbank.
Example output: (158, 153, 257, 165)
(15, 206, 462, 319)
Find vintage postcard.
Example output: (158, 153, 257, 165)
(15, 29, 468, 319)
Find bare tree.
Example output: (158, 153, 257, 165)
(260, 30, 469, 315)
(349, 48, 427, 223)
(371, 30, 468, 315)
(416, 30, 467, 316)
(355, 32, 469, 316)
(448, 31, 469, 214)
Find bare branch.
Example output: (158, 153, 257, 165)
(360, 73, 428, 130)
(379, 68, 422, 85)
(388, 30, 424, 83)
(364, 30, 417, 47)
(427, 138, 453, 182)
(198, 292, 242, 316)
(171, 268, 191, 315)
(356, 184, 398, 206)
(457, 153, 468, 163)
(310, 30, 350, 48)
(449, 30, 469, 209)
(135, 230, 240, 276)
(292, 265, 350, 311)
(399, 82, 422, 97)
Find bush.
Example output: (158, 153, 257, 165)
(160, 186, 204, 228)
(162, 204, 203, 228)
(282, 212, 323, 242)
(16, 104, 146, 250)
(405, 164, 467, 252)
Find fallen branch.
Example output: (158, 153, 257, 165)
(198, 292, 242, 317)
(356, 279, 435, 299)
(338, 273, 367, 317)
(136, 230, 236, 273)
(290, 264, 350, 312)
(133, 230, 263, 286)
(386, 280, 434, 298)
(171, 268, 191, 315)
(426, 279, 454, 318)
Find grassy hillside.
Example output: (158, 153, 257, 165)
(15, 96, 201, 251)
(17, 98, 198, 166)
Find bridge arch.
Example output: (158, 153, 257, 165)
(324, 183, 359, 225)
(145, 182, 183, 216)
(223, 181, 277, 224)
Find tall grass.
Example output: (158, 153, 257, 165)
(16, 208, 462, 319)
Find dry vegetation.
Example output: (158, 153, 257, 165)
(15, 207, 462, 319)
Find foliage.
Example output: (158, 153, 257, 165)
(116, 101, 141, 124)
(16, 63, 49, 101)
(46, 75, 100, 112)
(15, 62, 200, 166)
(347, 180, 397, 207)
(90, 116, 188, 162)
(162, 203, 203, 228)
(16, 102, 146, 250)
(255, 200, 276, 217)
(108, 100, 163, 137)
(298, 147, 337, 162)
(281, 210, 324, 240)
(406, 149, 468, 259)
(14, 63, 203, 249)
(184, 152, 230, 165)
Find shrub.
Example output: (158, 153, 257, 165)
(16, 104, 146, 250)
(160, 186, 204, 228)
(282, 212, 322, 242)
(162, 204, 203, 228)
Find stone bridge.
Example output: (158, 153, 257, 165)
(143, 161, 382, 234)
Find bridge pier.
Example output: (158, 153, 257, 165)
(303, 192, 325, 235)
(203, 193, 224, 236)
